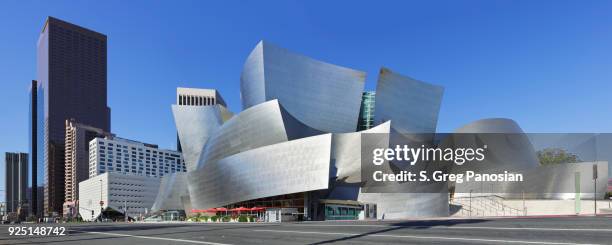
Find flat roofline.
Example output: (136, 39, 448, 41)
(41, 16, 107, 39)
(177, 87, 218, 94)
(94, 137, 184, 153)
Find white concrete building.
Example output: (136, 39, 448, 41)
(78, 172, 161, 221)
(88, 137, 186, 178)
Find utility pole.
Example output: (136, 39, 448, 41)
(99, 179, 104, 221)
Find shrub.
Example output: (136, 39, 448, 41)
(248, 216, 256, 222)
(238, 215, 248, 222)
(188, 213, 200, 222)
(199, 216, 209, 222)
(211, 215, 219, 222)
(221, 216, 231, 222)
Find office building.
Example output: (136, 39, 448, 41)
(64, 119, 113, 202)
(29, 80, 44, 217)
(356, 91, 375, 131)
(37, 17, 111, 216)
(78, 172, 161, 221)
(26, 187, 43, 218)
(88, 137, 186, 178)
(63, 119, 113, 217)
(5, 152, 28, 214)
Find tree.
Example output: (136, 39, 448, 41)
(536, 148, 581, 165)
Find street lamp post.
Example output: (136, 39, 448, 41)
(99, 179, 103, 222)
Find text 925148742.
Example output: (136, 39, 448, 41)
(8, 226, 66, 236)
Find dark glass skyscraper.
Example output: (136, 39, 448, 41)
(29, 80, 44, 217)
(5, 152, 28, 214)
(36, 17, 111, 216)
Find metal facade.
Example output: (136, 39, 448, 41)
(374, 67, 444, 134)
(241, 41, 365, 133)
(188, 134, 332, 209)
(152, 172, 189, 211)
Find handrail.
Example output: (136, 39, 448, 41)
(450, 194, 523, 217)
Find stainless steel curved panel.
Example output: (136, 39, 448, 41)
(455, 118, 527, 133)
(218, 105, 234, 122)
(188, 134, 333, 209)
(172, 105, 224, 171)
(332, 121, 391, 183)
(151, 172, 189, 211)
(448, 118, 540, 197)
(240, 41, 366, 133)
(240, 42, 266, 110)
(447, 119, 611, 200)
(196, 100, 289, 169)
(449, 118, 540, 173)
(197, 99, 322, 169)
(374, 67, 444, 134)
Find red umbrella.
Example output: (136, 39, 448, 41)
(230, 207, 250, 212)
(204, 208, 217, 213)
(215, 207, 229, 216)
(250, 207, 265, 222)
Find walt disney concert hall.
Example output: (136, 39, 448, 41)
(153, 41, 448, 220)
(151, 41, 609, 221)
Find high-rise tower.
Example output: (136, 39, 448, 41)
(5, 152, 28, 215)
(36, 17, 111, 216)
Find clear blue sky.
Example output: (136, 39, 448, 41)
(1, 1, 612, 200)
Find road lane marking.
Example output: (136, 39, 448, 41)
(70, 230, 232, 245)
(290, 224, 612, 232)
(435, 226, 612, 232)
(253, 229, 600, 245)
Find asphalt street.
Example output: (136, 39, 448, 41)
(1, 216, 611, 245)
